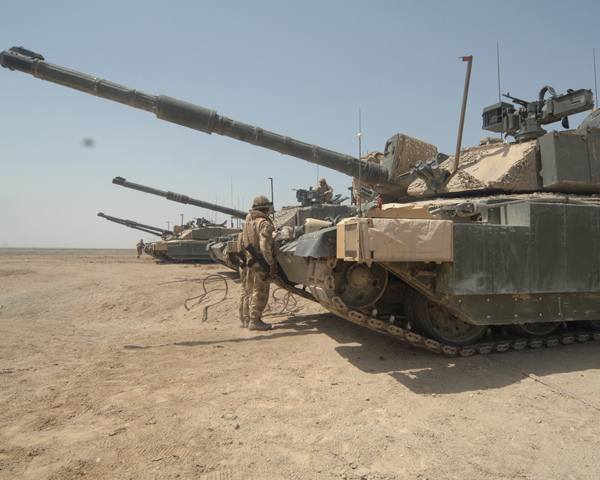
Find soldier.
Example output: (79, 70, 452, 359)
(315, 177, 333, 203)
(239, 195, 278, 331)
(136, 239, 144, 259)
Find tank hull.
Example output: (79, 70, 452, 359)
(277, 195, 600, 352)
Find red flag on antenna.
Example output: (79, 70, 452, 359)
(460, 56, 472, 62)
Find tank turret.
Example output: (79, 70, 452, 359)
(3, 46, 596, 202)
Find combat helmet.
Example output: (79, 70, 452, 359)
(251, 195, 272, 210)
(319, 177, 326, 184)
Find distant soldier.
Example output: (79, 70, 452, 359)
(239, 195, 278, 331)
(136, 239, 144, 259)
(315, 177, 333, 203)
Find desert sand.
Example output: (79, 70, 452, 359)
(0, 249, 599, 480)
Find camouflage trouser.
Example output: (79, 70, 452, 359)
(238, 266, 249, 322)
(136, 247, 143, 257)
(245, 264, 271, 320)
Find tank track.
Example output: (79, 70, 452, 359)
(306, 257, 600, 357)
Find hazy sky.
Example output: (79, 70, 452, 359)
(2, 0, 598, 248)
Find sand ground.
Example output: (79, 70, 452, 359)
(0, 250, 599, 480)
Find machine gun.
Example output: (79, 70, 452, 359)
(243, 244, 275, 280)
(97, 212, 173, 238)
(293, 187, 350, 207)
(482, 86, 594, 142)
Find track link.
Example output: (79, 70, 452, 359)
(305, 257, 600, 357)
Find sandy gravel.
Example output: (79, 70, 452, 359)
(0, 250, 599, 480)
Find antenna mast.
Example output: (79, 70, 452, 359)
(594, 48, 598, 107)
(357, 108, 362, 218)
(497, 44, 501, 102)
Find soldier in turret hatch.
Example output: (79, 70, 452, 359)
(239, 195, 278, 331)
(315, 177, 333, 203)
(136, 239, 144, 259)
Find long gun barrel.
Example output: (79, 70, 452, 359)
(1, 47, 390, 186)
(112, 176, 248, 220)
(97, 212, 173, 237)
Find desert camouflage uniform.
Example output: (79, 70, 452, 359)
(136, 239, 144, 259)
(237, 221, 251, 327)
(241, 209, 275, 322)
(315, 179, 333, 203)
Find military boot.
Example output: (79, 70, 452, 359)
(248, 318, 272, 331)
(239, 317, 249, 328)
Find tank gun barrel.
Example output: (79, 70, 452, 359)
(97, 212, 173, 237)
(1, 47, 390, 186)
(112, 176, 248, 219)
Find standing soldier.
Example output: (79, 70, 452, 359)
(315, 177, 333, 203)
(239, 195, 278, 331)
(136, 239, 144, 259)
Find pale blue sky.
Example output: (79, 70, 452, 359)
(1, 0, 598, 247)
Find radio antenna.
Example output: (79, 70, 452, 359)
(497, 44, 502, 103)
(594, 48, 598, 107)
(357, 108, 362, 218)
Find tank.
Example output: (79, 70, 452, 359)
(98, 209, 240, 263)
(147, 220, 240, 263)
(112, 176, 355, 270)
(4, 46, 600, 356)
(112, 176, 246, 267)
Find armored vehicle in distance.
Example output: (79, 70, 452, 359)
(3, 46, 600, 356)
(112, 176, 356, 270)
(98, 210, 238, 262)
(111, 177, 243, 264)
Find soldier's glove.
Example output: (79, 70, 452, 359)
(270, 264, 278, 278)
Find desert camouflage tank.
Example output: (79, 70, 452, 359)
(111, 177, 243, 264)
(147, 219, 240, 263)
(97, 209, 238, 263)
(3, 46, 600, 356)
